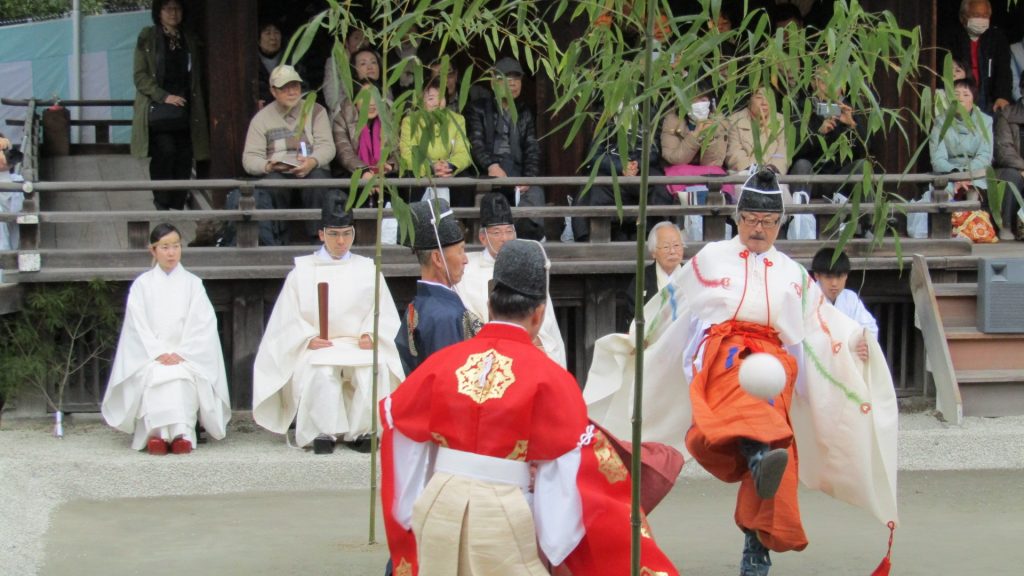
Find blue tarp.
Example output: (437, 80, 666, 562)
(0, 11, 151, 145)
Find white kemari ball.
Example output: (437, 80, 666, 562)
(738, 353, 786, 400)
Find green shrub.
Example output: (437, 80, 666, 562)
(0, 280, 120, 412)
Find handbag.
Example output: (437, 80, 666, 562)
(951, 209, 998, 243)
(148, 101, 189, 133)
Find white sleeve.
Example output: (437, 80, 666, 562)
(390, 427, 436, 530)
(533, 448, 584, 566)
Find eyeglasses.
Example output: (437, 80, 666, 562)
(324, 229, 355, 239)
(656, 243, 684, 252)
(739, 214, 781, 229)
(485, 227, 516, 239)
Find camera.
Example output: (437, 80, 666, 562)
(814, 100, 843, 118)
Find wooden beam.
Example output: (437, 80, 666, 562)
(909, 254, 962, 424)
(203, 0, 258, 179)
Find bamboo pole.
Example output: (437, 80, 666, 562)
(631, 1, 659, 574)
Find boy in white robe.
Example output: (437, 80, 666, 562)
(810, 247, 879, 361)
(103, 223, 231, 455)
(456, 193, 566, 367)
(253, 198, 404, 453)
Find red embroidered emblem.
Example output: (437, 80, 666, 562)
(791, 282, 803, 297)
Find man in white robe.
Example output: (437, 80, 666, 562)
(253, 199, 404, 453)
(456, 192, 566, 367)
(810, 246, 879, 361)
(584, 170, 898, 576)
(103, 225, 231, 454)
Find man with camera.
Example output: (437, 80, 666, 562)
(789, 70, 868, 203)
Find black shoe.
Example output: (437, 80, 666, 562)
(344, 434, 374, 454)
(740, 530, 771, 576)
(739, 439, 788, 500)
(312, 434, 336, 455)
(751, 448, 788, 500)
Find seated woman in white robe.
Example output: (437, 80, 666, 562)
(102, 223, 231, 455)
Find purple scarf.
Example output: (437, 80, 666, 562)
(357, 117, 381, 168)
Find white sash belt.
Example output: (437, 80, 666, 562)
(435, 446, 531, 488)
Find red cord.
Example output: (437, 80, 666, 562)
(731, 250, 751, 322)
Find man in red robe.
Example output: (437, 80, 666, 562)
(381, 240, 678, 576)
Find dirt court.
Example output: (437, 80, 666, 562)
(37, 470, 1023, 576)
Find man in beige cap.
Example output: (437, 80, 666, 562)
(241, 65, 338, 245)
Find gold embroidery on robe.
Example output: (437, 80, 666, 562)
(506, 439, 528, 461)
(394, 558, 413, 576)
(640, 568, 669, 576)
(594, 432, 628, 484)
(456, 349, 515, 404)
(431, 432, 449, 448)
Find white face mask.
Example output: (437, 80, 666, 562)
(966, 17, 990, 38)
(689, 100, 712, 122)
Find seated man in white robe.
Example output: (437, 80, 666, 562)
(809, 246, 879, 361)
(253, 198, 404, 454)
(456, 192, 566, 367)
(103, 223, 231, 455)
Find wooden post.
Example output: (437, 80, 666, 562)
(230, 282, 265, 410)
(581, 276, 617, 382)
(930, 179, 952, 239)
(202, 0, 257, 179)
(17, 185, 40, 251)
(704, 185, 728, 240)
(236, 182, 259, 248)
(127, 221, 149, 249)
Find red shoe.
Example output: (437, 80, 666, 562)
(147, 437, 169, 455)
(170, 437, 193, 454)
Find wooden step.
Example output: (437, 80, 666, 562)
(934, 283, 978, 328)
(946, 327, 1024, 371)
(956, 369, 1024, 417)
(955, 369, 1024, 384)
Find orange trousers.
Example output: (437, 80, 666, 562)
(685, 321, 808, 552)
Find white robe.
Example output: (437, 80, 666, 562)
(829, 287, 879, 339)
(253, 252, 405, 447)
(102, 264, 231, 450)
(585, 237, 899, 527)
(455, 250, 567, 368)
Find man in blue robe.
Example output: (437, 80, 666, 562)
(395, 197, 482, 374)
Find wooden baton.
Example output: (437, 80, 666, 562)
(318, 282, 329, 340)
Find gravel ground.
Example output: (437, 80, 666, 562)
(0, 413, 372, 575)
(2, 410, 1023, 575)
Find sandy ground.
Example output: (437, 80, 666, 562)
(2, 412, 1023, 576)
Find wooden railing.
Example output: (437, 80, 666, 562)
(2, 98, 133, 154)
(0, 171, 978, 253)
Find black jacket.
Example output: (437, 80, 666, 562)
(624, 263, 659, 322)
(466, 97, 541, 177)
(945, 25, 1013, 113)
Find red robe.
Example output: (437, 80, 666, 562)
(381, 323, 679, 575)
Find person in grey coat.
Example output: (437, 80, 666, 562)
(992, 78, 1024, 240)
